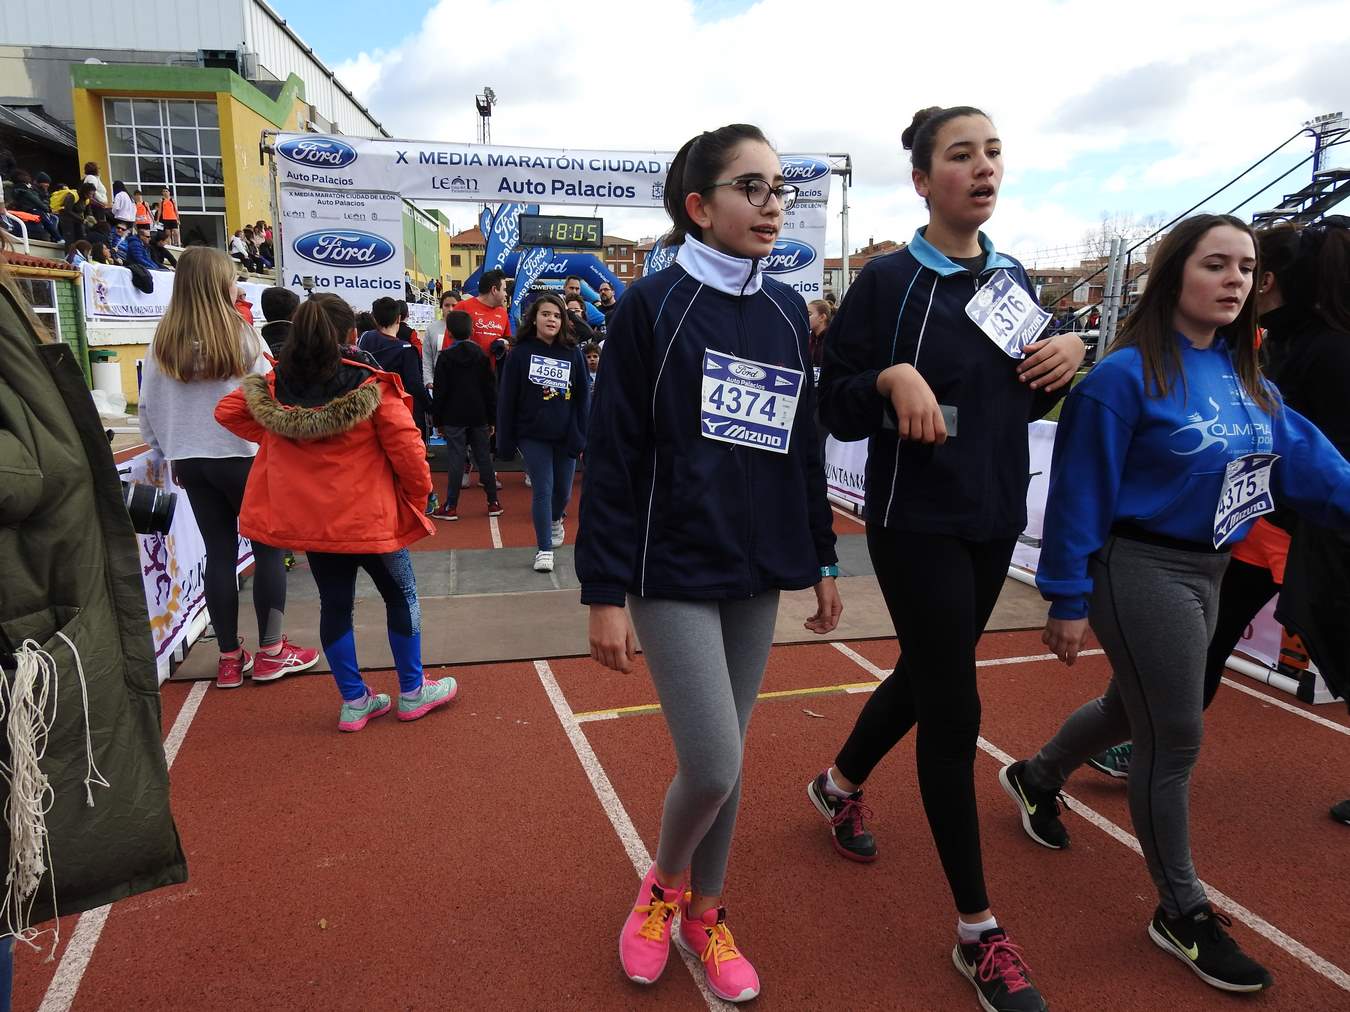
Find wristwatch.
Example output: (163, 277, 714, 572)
(820, 565, 839, 579)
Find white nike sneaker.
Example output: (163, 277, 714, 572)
(551, 519, 565, 548)
(533, 550, 554, 573)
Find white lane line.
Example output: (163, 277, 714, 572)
(39, 680, 210, 1012)
(835, 649, 1350, 995)
(533, 660, 733, 1011)
(830, 641, 1104, 678)
(1220, 677, 1350, 737)
(489, 515, 503, 550)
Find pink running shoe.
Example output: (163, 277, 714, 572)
(216, 649, 253, 689)
(619, 864, 683, 985)
(252, 638, 320, 682)
(677, 899, 761, 1003)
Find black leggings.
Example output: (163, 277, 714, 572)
(1203, 558, 1280, 708)
(174, 456, 286, 653)
(836, 526, 1017, 914)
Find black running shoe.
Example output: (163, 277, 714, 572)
(999, 761, 1069, 849)
(1148, 904, 1273, 993)
(952, 927, 1048, 1012)
(1331, 800, 1350, 825)
(806, 771, 877, 862)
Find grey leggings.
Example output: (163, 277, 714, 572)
(1026, 535, 1229, 918)
(628, 592, 780, 896)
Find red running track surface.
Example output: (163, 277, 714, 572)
(17, 631, 1346, 1010)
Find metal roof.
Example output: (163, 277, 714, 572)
(0, 100, 78, 152)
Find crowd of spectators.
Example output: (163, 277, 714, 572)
(1, 152, 272, 281)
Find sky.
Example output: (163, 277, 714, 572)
(273, 0, 1349, 266)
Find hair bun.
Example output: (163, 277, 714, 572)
(902, 107, 942, 151)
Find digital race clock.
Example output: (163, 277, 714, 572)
(517, 214, 604, 249)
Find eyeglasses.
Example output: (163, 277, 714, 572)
(703, 178, 798, 212)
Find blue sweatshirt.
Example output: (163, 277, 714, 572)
(575, 235, 837, 606)
(496, 336, 589, 457)
(1037, 335, 1350, 619)
(819, 228, 1065, 539)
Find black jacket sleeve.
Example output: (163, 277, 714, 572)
(790, 299, 839, 568)
(431, 350, 453, 424)
(399, 345, 426, 408)
(566, 345, 590, 458)
(481, 353, 497, 427)
(496, 347, 523, 457)
(819, 264, 887, 441)
(575, 294, 653, 606)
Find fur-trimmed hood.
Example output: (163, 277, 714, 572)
(241, 372, 381, 441)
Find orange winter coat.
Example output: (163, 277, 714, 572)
(215, 360, 433, 553)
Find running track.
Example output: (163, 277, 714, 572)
(15, 627, 1349, 1010)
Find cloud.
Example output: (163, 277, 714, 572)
(330, 0, 1350, 264)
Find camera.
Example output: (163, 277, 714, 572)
(120, 481, 177, 536)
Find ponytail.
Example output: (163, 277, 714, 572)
(661, 124, 771, 247)
(1258, 215, 1350, 334)
(279, 293, 349, 387)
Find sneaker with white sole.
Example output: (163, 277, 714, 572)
(676, 899, 760, 1003)
(252, 638, 320, 682)
(999, 760, 1069, 849)
(1148, 904, 1273, 992)
(551, 519, 565, 547)
(533, 550, 554, 573)
(1087, 742, 1132, 780)
(953, 927, 1048, 1011)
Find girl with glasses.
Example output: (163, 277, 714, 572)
(578, 123, 842, 1003)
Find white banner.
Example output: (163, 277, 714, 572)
(81, 261, 268, 320)
(277, 186, 406, 302)
(118, 448, 253, 682)
(824, 435, 868, 511)
(271, 136, 836, 296)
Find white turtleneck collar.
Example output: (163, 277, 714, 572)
(675, 234, 763, 296)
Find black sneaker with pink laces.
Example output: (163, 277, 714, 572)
(953, 927, 1047, 1012)
(807, 770, 877, 862)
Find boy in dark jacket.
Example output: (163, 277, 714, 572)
(359, 297, 435, 512)
(259, 286, 300, 359)
(430, 311, 500, 521)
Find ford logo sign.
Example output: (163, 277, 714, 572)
(294, 230, 396, 267)
(278, 137, 359, 168)
(780, 157, 830, 184)
(762, 239, 816, 274)
(729, 363, 766, 381)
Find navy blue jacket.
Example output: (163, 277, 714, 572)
(496, 337, 589, 457)
(357, 330, 427, 414)
(576, 236, 837, 607)
(819, 228, 1065, 540)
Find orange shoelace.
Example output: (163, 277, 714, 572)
(633, 893, 680, 942)
(697, 921, 743, 973)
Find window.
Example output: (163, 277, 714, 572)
(17, 279, 61, 342)
(104, 98, 223, 220)
(451, 254, 462, 267)
(620, 246, 630, 257)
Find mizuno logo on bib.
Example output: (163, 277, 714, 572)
(964, 269, 1051, 357)
(700, 349, 803, 455)
(1213, 452, 1279, 547)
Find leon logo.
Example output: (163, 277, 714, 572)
(780, 157, 830, 184)
(278, 137, 359, 168)
(294, 230, 395, 267)
(728, 362, 766, 381)
(763, 239, 816, 274)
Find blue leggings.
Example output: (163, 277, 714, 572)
(306, 549, 422, 700)
(518, 439, 576, 551)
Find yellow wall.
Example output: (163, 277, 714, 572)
(70, 88, 109, 186)
(219, 93, 305, 235)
